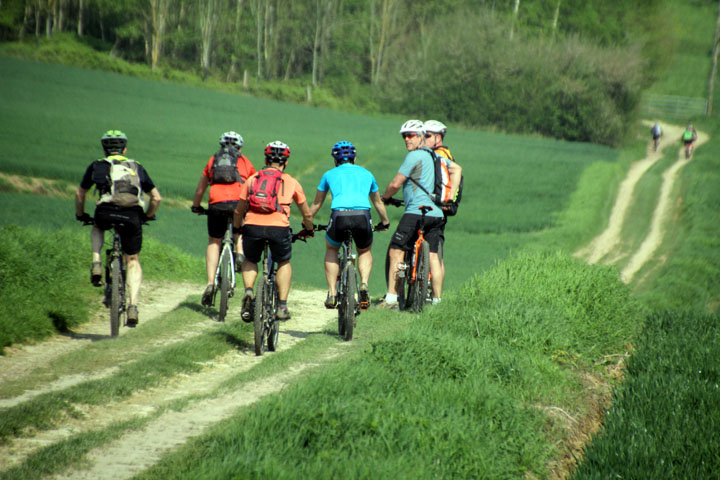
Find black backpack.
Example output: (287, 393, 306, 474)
(210, 145, 240, 184)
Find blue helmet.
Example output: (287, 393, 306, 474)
(331, 141, 356, 164)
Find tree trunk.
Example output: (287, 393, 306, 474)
(255, 0, 263, 81)
(312, 0, 321, 87)
(228, 0, 245, 80)
(150, 0, 171, 72)
(369, 0, 397, 86)
(551, 0, 561, 37)
(509, 0, 520, 40)
(708, 0, 720, 115)
(200, 0, 219, 80)
(20, 2, 32, 40)
(77, 0, 84, 36)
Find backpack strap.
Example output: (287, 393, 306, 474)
(407, 148, 439, 203)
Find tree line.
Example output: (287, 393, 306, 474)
(0, 0, 683, 145)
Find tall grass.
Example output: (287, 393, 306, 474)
(572, 311, 720, 479)
(0, 221, 202, 352)
(135, 251, 644, 480)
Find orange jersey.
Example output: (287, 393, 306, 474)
(239, 170, 307, 227)
(203, 154, 256, 204)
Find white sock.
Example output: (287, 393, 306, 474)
(385, 293, 398, 304)
(432, 298, 441, 305)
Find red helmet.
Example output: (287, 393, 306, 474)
(264, 141, 291, 164)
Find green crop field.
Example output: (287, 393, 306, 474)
(0, 56, 612, 295)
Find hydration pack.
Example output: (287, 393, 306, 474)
(210, 145, 240, 184)
(98, 157, 144, 208)
(247, 168, 284, 214)
(409, 147, 463, 216)
(682, 130, 694, 142)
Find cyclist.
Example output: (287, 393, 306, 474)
(75, 130, 162, 326)
(232, 141, 314, 321)
(650, 122, 662, 150)
(191, 131, 256, 307)
(682, 124, 698, 155)
(423, 120, 462, 292)
(309, 141, 390, 310)
(379, 120, 445, 310)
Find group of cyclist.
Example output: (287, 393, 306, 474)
(76, 119, 462, 325)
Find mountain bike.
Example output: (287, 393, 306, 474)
(82, 215, 154, 337)
(384, 199, 432, 313)
(193, 207, 236, 322)
(317, 221, 387, 340)
(252, 229, 312, 356)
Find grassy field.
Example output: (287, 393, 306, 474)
(2, 0, 720, 474)
(0, 55, 610, 299)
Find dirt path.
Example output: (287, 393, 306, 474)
(0, 281, 204, 408)
(1, 287, 336, 478)
(576, 121, 707, 283)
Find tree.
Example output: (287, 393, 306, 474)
(199, 0, 219, 79)
(368, 0, 399, 86)
(149, 0, 172, 71)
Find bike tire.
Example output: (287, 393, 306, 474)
(110, 256, 122, 337)
(253, 283, 267, 356)
(218, 249, 232, 322)
(343, 264, 356, 341)
(410, 241, 430, 313)
(337, 275, 346, 337)
(267, 286, 280, 351)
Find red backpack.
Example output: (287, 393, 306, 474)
(247, 168, 284, 213)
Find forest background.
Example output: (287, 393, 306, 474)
(0, 0, 685, 146)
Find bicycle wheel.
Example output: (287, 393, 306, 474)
(337, 275, 346, 336)
(253, 283, 267, 355)
(267, 286, 280, 351)
(342, 264, 356, 341)
(218, 248, 232, 322)
(410, 241, 430, 313)
(109, 256, 121, 337)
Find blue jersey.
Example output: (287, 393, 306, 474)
(317, 163, 378, 210)
(398, 149, 443, 218)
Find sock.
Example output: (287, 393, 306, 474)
(385, 293, 398, 304)
(432, 298, 441, 305)
(279, 300, 287, 308)
(245, 287, 254, 295)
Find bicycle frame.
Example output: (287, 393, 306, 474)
(105, 229, 127, 336)
(212, 219, 236, 321)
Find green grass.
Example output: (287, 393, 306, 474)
(572, 311, 720, 479)
(133, 251, 643, 480)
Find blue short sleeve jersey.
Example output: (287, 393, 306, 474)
(398, 149, 443, 218)
(317, 163, 379, 210)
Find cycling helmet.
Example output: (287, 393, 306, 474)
(399, 119, 425, 136)
(264, 141, 291, 164)
(220, 131, 243, 148)
(331, 141, 356, 165)
(101, 130, 128, 153)
(424, 120, 447, 137)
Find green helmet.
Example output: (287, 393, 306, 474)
(101, 130, 128, 153)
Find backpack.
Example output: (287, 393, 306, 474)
(683, 130, 694, 142)
(247, 168, 284, 214)
(98, 157, 144, 208)
(409, 147, 463, 216)
(651, 124, 661, 137)
(210, 145, 240, 184)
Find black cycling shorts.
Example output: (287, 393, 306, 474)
(207, 201, 237, 239)
(389, 213, 444, 253)
(93, 204, 144, 255)
(326, 210, 373, 250)
(242, 224, 292, 264)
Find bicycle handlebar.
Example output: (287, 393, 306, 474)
(382, 197, 404, 207)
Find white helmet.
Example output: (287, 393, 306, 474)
(220, 131, 243, 148)
(424, 120, 447, 136)
(399, 119, 425, 136)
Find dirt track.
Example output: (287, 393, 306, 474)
(0, 284, 335, 479)
(575, 121, 707, 283)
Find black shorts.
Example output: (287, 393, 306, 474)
(93, 204, 144, 255)
(389, 213, 444, 253)
(207, 201, 237, 239)
(326, 210, 373, 250)
(242, 224, 292, 264)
